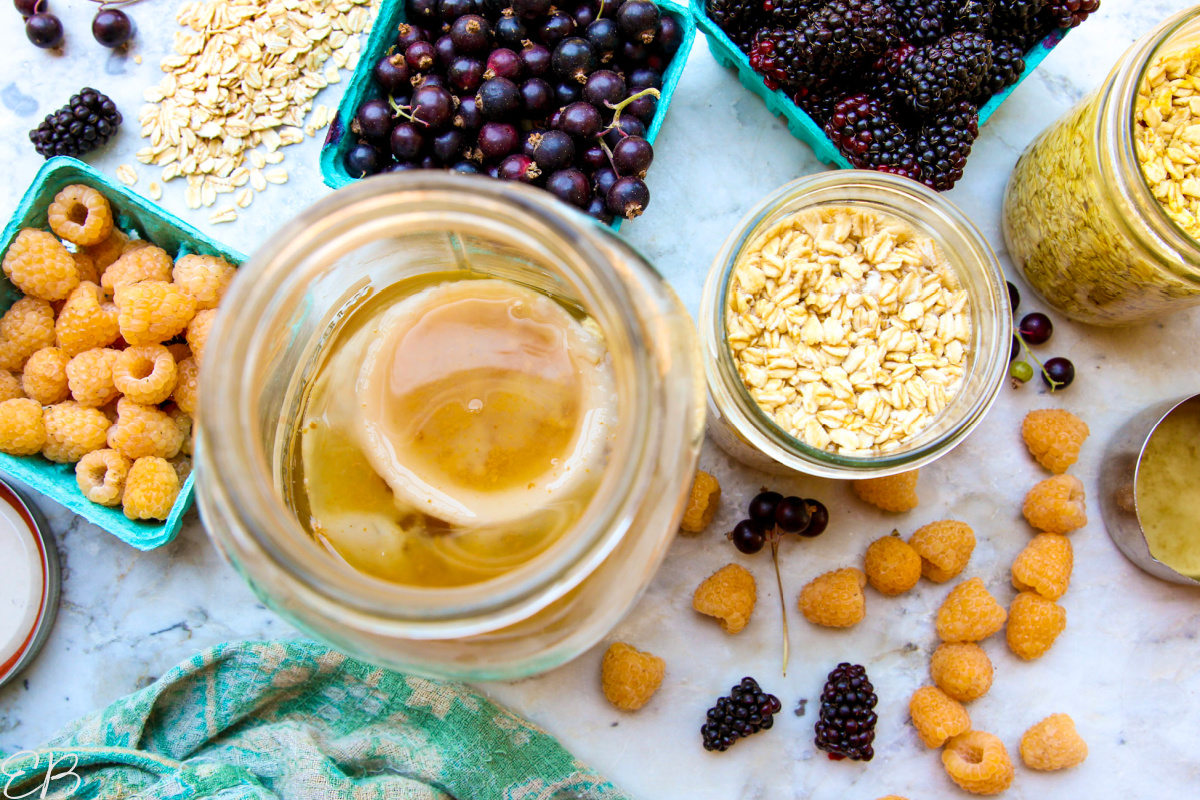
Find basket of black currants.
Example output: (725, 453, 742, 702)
(321, 0, 694, 225)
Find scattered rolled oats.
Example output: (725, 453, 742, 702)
(116, 164, 138, 186)
(725, 206, 971, 455)
(137, 0, 376, 218)
(148, 182, 162, 201)
(209, 207, 239, 224)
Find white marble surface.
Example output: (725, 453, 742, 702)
(2, 0, 1200, 797)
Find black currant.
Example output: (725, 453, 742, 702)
(434, 34, 456, 67)
(1010, 334, 1021, 363)
(486, 48, 522, 80)
(730, 519, 766, 554)
(524, 128, 574, 171)
(374, 54, 411, 94)
(539, 11, 575, 47)
(345, 143, 381, 177)
(581, 142, 607, 170)
(92, 8, 133, 48)
(476, 76, 521, 118)
(1018, 312, 1053, 346)
(453, 95, 482, 130)
(774, 496, 811, 534)
(585, 18, 620, 62)
(601, 114, 645, 148)
(495, 13, 526, 49)
(552, 37, 595, 83)
(512, 0, 551, 19)
(1042, 357, 1075, 391)
(556, 101, 602, 138)
(14, 0, 39, 17)
(477, 121, 519, 159)
(438, 0, 474, 22)
(624, 90, 658, 122)
(617, 0, 660, 44)
(573, 3, 596, 30)
(612, 135, 653, 178)
(520, 78, 555, 116)
(801, 499, 829, 537)
(450, 14, 491, 54)
(1007, 280, 1020, 313)
(405, 0, 440, 26)
(748, 491, 782, 524)
(26, 12, 62, 48)
(657, 14, 682, 57)
(450, 160, 481, 174)
(447, 56, 485, 92)
(553, 80, 581, 107)
(356, 99, 395, 140)
(607, 175, 649, 219)
(396, 22, 429, 50)
(519, 42, 551, 77)
(390, 121, 427, 160)
(411, 85, 455, 128)
(584, 195, 612, 223)
(583, 70, 626, 108)
(497, 153, 541, 182)
(432, 127, 465, 162)
(406, 40, 437, 73)
(545, 168, 590, 207)
(628, 66, 662, 90)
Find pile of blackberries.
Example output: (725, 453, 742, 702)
(345, 0, 683, 222)
(28, 88, 122, 160)
(701, 677, 782, 752)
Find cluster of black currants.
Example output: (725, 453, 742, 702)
(729, 490, 829, 555)
(345, 0, 681, 221)
(1006, 281, 1075, 392)
(17, 0, 134, 50)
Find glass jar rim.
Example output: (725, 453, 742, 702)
(1104, 5, 1200, 283)
(701, 171, 1011, 478)
(198, 174, 667, 638)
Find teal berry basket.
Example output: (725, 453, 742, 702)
(689, 0, 1069, 169)
(0, 157, 247, 551)
(318, 0, 696, 231)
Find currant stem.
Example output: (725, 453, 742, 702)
(771, 538, 790, 677)
(1015, 333, 1063, 391)
(387, 96, 426, 126)
(604, 87, 660, 133)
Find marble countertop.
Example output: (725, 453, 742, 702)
(2, 0, 1200, 797)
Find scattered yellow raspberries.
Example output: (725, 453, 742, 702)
(1022, 409, 1089, 474)
(799, 567, 866, 628)
(909, 520, 976, 582)
(1020, 713, 1088, 771)
(2, 229, 79, 301)
(600, 642, 664, 711)
(1006, 591, 1066, 660)
(936, 578, 1007, 643)
(1011, 533, 1073, 600)
(852, 470, 919, 512)
(930, 642, 993, 702)
(679, 470, 720, 533)
(863, 532, 922, 595)
(909, 685, 971, 748)
(47, 184, 113, 247)
(1023, 474, 1087, 534)
(693, 563, 756, 634)
(942, 730, 1014, 795)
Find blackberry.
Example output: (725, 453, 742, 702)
(762, 0, 821, 26)
(992, 10, 1054, 50)
(750, 28, 809, 90)
(914, 99, 979, 190)
(978, 39, 1025, 97)
(868, 43, 918, 112)
(892, 0, 944, 45)
(795, 0, 900, 75)
(1046, 0, 1099, 28)
(814, 663, 879, 761)
(794, 82, 848, 125)
(28, 88, 122, 160)
(708, 0, 764, 55)
(701, 677, 782, 752)
(825, 94, 920, 181)
(944, 0, 993, 33)
(898, 31, 993, 114)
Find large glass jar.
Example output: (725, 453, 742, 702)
(195, 174, 705, 681)
(1003, 7, 1200, 326)
(701, 172, 1010, 479)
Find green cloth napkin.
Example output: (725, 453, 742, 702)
(2, 640, 632, 800)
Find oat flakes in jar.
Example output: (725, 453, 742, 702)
(1004, 7, 1200, 326)
(700, 172, 1011, 480)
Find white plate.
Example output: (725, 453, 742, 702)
(0, 478, 59, 688)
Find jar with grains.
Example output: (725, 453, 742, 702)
(1004, 7, 1200, 326)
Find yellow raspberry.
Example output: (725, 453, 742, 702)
(930, 642, 993, 702)
(0, 398, 45, 455)
(72, 251, 100, 285)
(680, 470, 720, 533)
(116, 281, 196, 345)
(863, 532, 922, 595)
(852, 470, 919, 512)
(799, 567, 866, 628)
(42, 401, 110, 463)
(82, 228, 128, 271)
(1022, 409, 1089, 474)
(75, 448, 131, 506)
(168, 405, 193, 456)
(1011, 533, 1073, 600)
(170, 453, 193, 484)
(910, 685, 971, 748)
(122, 456, 181, 520)
(113, 345, 177, 405)
(1022, 474, 1087, 534)
(1006, 591, 1066, 660)
(2, 229, 79, 301)
(693, 563, 756, 633)
(1020, 713, 1088, 771)
(56, 282, 120, 356)
(909, 520, 976, 583)
(936, 578, 1007, 643)
(173, 356, 200, 415)
(47, 185, 113, 246)
(21, 347, 69, 405)
(0, 297, 57, 372)
(600, 642, 665, 711)
(173, 254, 235, 310)
(101, 245, 174, 299)
(0, 369, 24, 402)
(185, 308, 216, 366)
(107, 398, 184, 460)
(66, 348, 121, 407)
(942, 730, 1014, 795)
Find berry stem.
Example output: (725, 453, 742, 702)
(604, 87, 660, 132)
(770, 539, 790, 677)
(1014, 332, 1064, 392)
(388, 95, 427, 126)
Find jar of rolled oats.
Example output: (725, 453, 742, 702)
(1004, 7, 1200, 326)
(700, 172, 1010, 479)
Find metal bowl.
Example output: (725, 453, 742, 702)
(1099, 392, 1200, 586)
